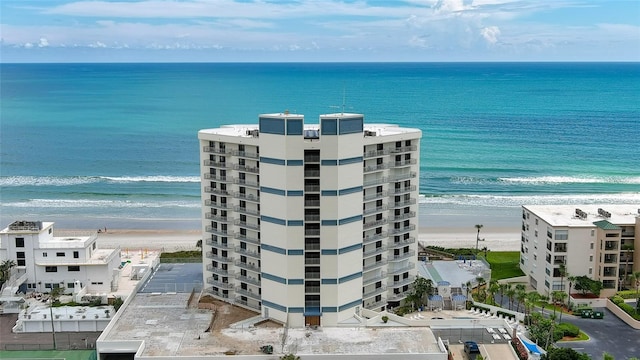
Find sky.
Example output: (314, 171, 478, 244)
(1, 0, 639, 62)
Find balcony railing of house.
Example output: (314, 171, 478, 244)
(234, 206, 260, 217)
(363, 218, 387, 229)
(234, 247, 260, 259)
(205, 226, 230, 236)
(232, 150, 259, 159)
(363, 176, 388, 187)
(205, 252, 233, 263)
(304, 170, 321, 177)
(389, 211, 416, 221)
(304, 286, 321, 294)
(363, 271, 387, 285)
(234, 220, 260, 231)
(363, 245, 388, 258)
(206, 278, 234, 289)
(554, 245, 567, 252)
(205, 264, 233, 276)
(391, 199, 417, 208)
(387, 291, 410, 301)
(204, 187, 230, 196)
(205, 213, 229, 222)
(233, 193, 260, 202)
(233, 164, 259, 173)
(389, 224, 416, 235)
(364, 206, 387, 216)
(206, 239, 231, 249)
(205, 288, 229, 299)
(205, 200, 232, 209)
(363, 191, 387, 201)
(203, 146, 229, 155)
(304, 272, 321, 279)
(388, 262, 415, 275)
(363, 259, 388, 272)
(363, 163, 389, 173)
(390, 145, 417, 153)
(389, 250, 416, 262)
(305, 229, 321, 236)
(304, 185, 321, 192)
(365, 299, 388, 310)
(304, 200, 321, 207)
(235, 287, 261, 300)
(203, 160, 230, 168)
(304, 257, 321, 265)
(234, 260, 260, 272)
(234, 178, 260, 188)
(234, 233, 260, 245)
(364, 232, 388, 245)
(390, 276, 416, 289)
(394, 159, 417, 167)
(363, 149, 390, 158)
(388, 172, 417, 182)
(235, 298, 261, 311)
(304, 214, 320, 222)
(203, 174, 231, 182)
(390, 186, 417, 195)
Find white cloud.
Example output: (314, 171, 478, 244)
(38, 37, 49, 47)
(480, 26, 500, 44)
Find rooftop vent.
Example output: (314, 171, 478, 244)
(575, 208, 588, 220)
(9, 220, 43, 231)
(246, 129, 259, 137)
(364, 130, 377, 137)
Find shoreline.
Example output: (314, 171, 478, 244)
(83, 226, 521, 252)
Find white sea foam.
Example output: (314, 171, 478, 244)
(2, 199, 200, 209)
(498, 176, 640, 185)
(0, 175, 200, 186)
(419, 193, 640, 207)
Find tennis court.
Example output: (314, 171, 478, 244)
(0, 350, 96, 360)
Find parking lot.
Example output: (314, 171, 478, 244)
(139, 263, 203, 293)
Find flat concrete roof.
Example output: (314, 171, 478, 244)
(199, 123, 420, 138)
(523, 204, 639, 227)
(101, 292, 442, 357)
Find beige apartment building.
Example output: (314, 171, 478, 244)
(520, 205, 640, 299)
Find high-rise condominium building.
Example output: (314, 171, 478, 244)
(198, 112, 421, 327)
(520, 205, 640, 299)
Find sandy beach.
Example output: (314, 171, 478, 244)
(89, 226, 521, 252)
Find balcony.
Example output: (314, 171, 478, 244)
(553, 256, 566, 265)
(235, 274, 261, 287)
(363, 191, 387, 201)
(232, 150, 259, 159)
(390, 186, 417, 195)
(235, 298, 261, 311)
(304, 155, 320, 163)
(305, 286, 321, 294)
(389, 237, 416, 249)
(389, 250, 416, 262)
(363, 149, 390, 158)
(204, 187, 230, 196)
(389, 211, 416, 222)
(205, 200, 231, 209)
(234, 220, 260, 231)
(304, 185, 321, 192)
(305, 272, 321, 279)
(206, 264, 233, 277)
(235, 287, 261, 300)
(364, 232, 388, 245)
(363, 259, 387, 272)
(304, 214, 320, 222)
(205, 287, 229, 299)
(388, 172, 417, 182)
(203, 146, 229, 155)
(390, 145, 417, 153)
(203, 160, 230, 169)
(235, 246, 260, 259)
(387, 291, 410, 302)
(603, 255, 618, 264)
(363, 285, 387, 299)
(235, 260, 261, 273)
(205, 252, 233, 263)
(233, 192, 260, 203)
(388, 263, 414, 275)
(365, 299, 388, 310)
(363, 176, 388, 187)
(233, 164, 259, 173)
(363, 245, 387, 258)
(364, 163, 389, 173)
(604, 242, 619, 251)
(205, 226, 230, 236)
(234, 178, 260, 188)
(206, 278, 234, 289)
(234, 206, 260, 217)
(363, 218, 387, 230)
(304, 170, 321, 177)
(388, 224, 416, 235)
(391, 199, 417, 208)
(203, 173, 231, 182)
(364, 206, 387, 216)
(603, 268, 617, 277)
(553, 244, 567, 253)
(305, 200, 321, 207)
(234, 233, 260, 246)
(390, 276, 415, 289)
(394, 159, 417, 167)
(305, 257, 321, 265)
(206, 239, 231, 249)
(363, 271, 387, 285)
(305, 229, 321, 236)
(205, 213, 229, 222)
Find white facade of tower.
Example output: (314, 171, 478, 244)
(198, 112, 421, 327)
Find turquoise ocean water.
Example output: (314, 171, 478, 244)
(1, 63, 639, 230)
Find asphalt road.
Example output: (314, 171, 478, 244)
(556, 307, 640, 360)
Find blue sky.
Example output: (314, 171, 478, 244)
(1, 0, 639, 62)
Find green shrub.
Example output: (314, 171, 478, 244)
(616, 290, 637, 299)
(557, 322, 580, 337)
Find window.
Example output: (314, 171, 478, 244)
(15, 237, 25, 247)
(45, 266, 58, 272)
(73, 251, 79, 258)
(93, 243, 96, 250)
(56, 252, 65, 257)
(68, 266, 80, 272)
(588, 268, 592, 275)
(590, 242, 594, 249)
(43, 252, 48, 257)
(589, 255, 593, 262)
(16, 251, 25, 259)
(67, 282, 75, 288)
(17, 259, 26, 266)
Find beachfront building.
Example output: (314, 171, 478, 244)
(0, 221, 122, 301)
(198, 112, 421, 327)
(520, 205, 640, 299)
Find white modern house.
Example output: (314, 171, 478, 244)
(520, 205, 640, 299)
(0, 220, 122, 309)
(198, 112, 421, 327)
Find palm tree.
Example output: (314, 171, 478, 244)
(412, 277, 434, 307)
(488, 280, 499, 306)
(514, 284, 526, 312)
(498, 283, 508, 307)
(631, 271, 640, 311)
(465, 280, 472, 302)
(506, 286, 516, 310)
(0, 259, 17, 284)
(525, 291, 541, 324)
(566, 275, 577, 310)
(516, 289, 526, 313)
(474, 224, 484, 258)
(476, 276, 485, 289)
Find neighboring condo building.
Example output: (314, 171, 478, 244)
(198, 112, 421, 327)
(0, 221, 122, 297)
(520, 205, 640, 299)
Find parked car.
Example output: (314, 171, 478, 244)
(464, 341, 480, 354)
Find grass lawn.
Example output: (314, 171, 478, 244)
(484, 251, 525, 280)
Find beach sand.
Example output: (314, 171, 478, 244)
(91, 227, 521, 252)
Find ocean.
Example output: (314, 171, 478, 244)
(1, 62, 639, 231)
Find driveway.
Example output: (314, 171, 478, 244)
(556, 307, 640, 360)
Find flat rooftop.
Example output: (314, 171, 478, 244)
(101, 292, 441, 357)
(523, 204, 640, 227)
(199, 123, 420, 138)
